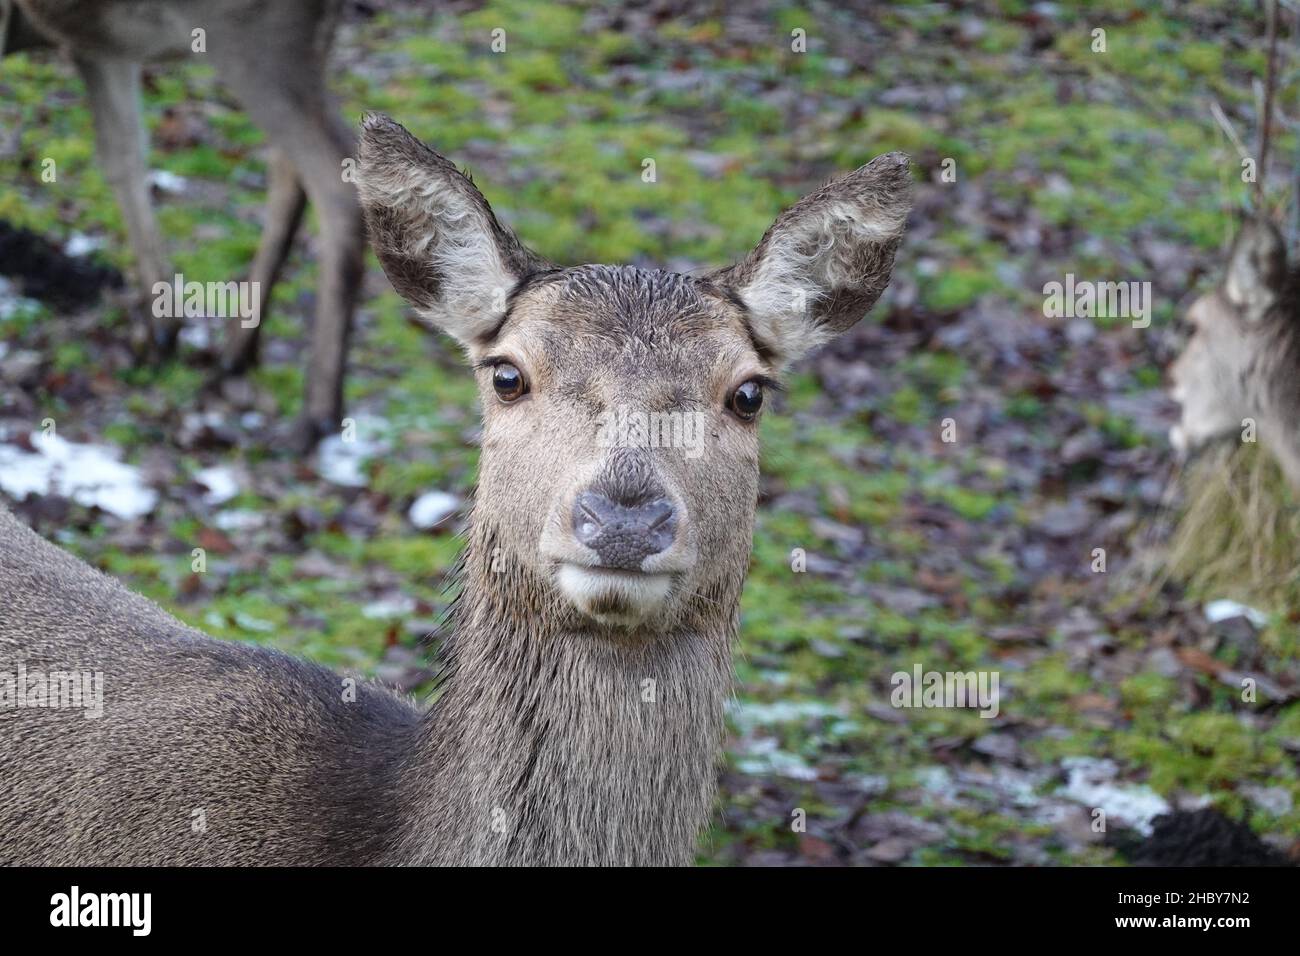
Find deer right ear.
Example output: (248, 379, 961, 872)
(356, 113, 551, 348)
(1224, 219, 1287, 321)
(707, 152, 913, 366)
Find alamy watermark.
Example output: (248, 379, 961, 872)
(890, 664, 1000, 718)
(152, 273, 260, 328)
(0, 663, 104, 719)
(50, 886, 150, 936)
(1043, 274, 1151, 328)
(596, 405, 707, 459)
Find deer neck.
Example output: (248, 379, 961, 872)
(1257, 334, 1300, 492)
(394, 510, 741, 866)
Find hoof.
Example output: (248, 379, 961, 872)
(218, 341, 261, 377)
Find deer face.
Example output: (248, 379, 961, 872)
(470, 268, 767, 628)
(357, 115, 911, 629)
(1169, 220, 1288, 456)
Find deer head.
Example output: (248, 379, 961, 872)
(1168, 219, 1300, 484)
(357, 114, 912, 632)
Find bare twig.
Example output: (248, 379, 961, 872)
(1210, 98, 1253, 161)
(1258, 0, 1282, 209)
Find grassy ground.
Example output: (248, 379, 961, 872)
(2, 0, 1299, 864)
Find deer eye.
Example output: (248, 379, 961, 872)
(728, 380, 764, 420)
(492, 363, 527, 402)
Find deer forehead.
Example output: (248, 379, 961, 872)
(487, 265, 769, 399)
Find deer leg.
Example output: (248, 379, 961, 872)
(290, 122, 365, 452)
(220, 147, 307, 375)
(213, 70, 363, 452)
(73, 54, 179, 357)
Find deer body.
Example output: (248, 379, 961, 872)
(5, 0, 364, 448)
(0, 115, 911, 865)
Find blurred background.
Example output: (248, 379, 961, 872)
(2, 0, 1298, 865)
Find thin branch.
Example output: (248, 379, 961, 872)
(1258, 0, 1281, 209)
(1210, 98, 1252, 160)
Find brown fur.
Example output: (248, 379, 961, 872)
(0, 114, 911, 865)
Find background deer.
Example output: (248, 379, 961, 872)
(0, 114, 911, 866)
(1167, 2, 1300, 489)
(1168, 218, 1300, 491)
(3, 0, 364, 449)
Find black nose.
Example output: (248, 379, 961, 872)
(572, 490, 677, 570)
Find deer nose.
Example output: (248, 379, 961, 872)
(572, 490, 677, 570)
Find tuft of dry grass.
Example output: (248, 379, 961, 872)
(1160, 441, 1300, 607)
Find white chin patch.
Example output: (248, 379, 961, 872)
(555, 564, 673, 627)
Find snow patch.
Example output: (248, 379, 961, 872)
(213, 509, 264, 532)
(734, 738, 820, 781)
(0, 431, 157, 519)
(148, 170, 188, 194)
(1204, 599, 1268, 627)
(362, 595, 417, 619)
(408, 490, 460, 529)
(64, 232, 104, 257)
(194, 465, 239, 506)
(315, 418, 391, 488)
(1058, 757, 1169, 835)
(0, 277, 41, 321)
(178, 322, 213, 350)
(728, 699, 845, 735)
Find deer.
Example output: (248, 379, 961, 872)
(2, 0, 365, 449)
(0, 114, 912, 865)
(1167, 1, 1300, 489)
(1168, 217, 1300, 491)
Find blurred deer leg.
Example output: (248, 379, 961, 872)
(220, 147, 307, 374)
(290, 119, 364, 451)
(215, 60, 363, 451)
(73, 54, 179, 356)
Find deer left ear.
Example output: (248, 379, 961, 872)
(356, 113, 552, 349)
(1224, 218, 1287, 322)
(708, 152, 913, 365)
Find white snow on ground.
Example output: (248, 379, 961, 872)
(728, 700, 849, 781)
(315, 417, 391, 488)
(0, 277, 40, 321)
(147, 170, 188, 194)
(178, 322, 213, 350)
(1204, 599, 1268, 627)
(0, 430, 157, 519)
(194, 465, 240, 506)
(408, 490, 460, 529)
(64, 232, 104, 257)
(213, 510, 265, 532)
(734, 737, 820, 781)
(1058, 756, 1170, 835)
(362, 595, 418, 619)
(728, 699, 846, 735)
